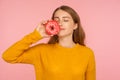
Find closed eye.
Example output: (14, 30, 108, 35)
(64, 20, 69, 22)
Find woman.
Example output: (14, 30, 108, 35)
(2, 5, 96, 80)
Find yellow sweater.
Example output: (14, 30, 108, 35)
(2, 30, 96, 80)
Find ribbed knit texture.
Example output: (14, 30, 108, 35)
(2, 30, 96, 80)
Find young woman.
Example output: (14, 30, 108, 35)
(2, 5, 96, 80)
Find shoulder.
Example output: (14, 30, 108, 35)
(77, 44, 93, 52)
(77, 44, 95, 56)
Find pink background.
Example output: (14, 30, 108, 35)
(0, 0, 120, 80)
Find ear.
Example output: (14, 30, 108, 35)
(73, 23, 78, 30)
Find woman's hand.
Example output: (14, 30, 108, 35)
(36, 20, 53, 38)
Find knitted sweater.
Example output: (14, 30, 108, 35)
(2, 30, 96, 80)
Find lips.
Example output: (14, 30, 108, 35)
(60, 27, 65, 30)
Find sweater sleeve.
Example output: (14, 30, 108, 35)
(2, 30, 43, 64)
(85, 49, 96, 80)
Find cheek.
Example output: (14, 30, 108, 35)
(66, 25, 75, 32)
(59, 28, 73, 35)
(59, 23, 75, 34)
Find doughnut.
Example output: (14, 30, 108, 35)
(45, 20, 60, 35)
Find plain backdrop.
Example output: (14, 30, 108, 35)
(0, 0, 120, 80)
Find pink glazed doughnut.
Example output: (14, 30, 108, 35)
(45, 20, 60, 35)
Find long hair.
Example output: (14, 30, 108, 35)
(48, 5, 86, 46)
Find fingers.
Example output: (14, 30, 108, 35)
(41, 20, 48, 25)
(36, 20, 56, 38)
(36, 20, 47, 31)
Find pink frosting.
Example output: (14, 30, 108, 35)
(45, 20, 60, 35)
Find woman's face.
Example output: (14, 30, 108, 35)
(53, 9, 77, 37)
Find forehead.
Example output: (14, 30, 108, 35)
(54, 9, 72, 19)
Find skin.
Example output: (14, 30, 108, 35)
(36, 9, 78, 48)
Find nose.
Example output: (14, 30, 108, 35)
(57, 21, 64, 30)
(57, 20, 62, 26)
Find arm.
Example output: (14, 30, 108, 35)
(85, 50, 96, 80)
(2, 20, 51, 64)
(2, 30, 42, 64)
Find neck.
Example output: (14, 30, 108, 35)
(58, 34, 75, 48)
